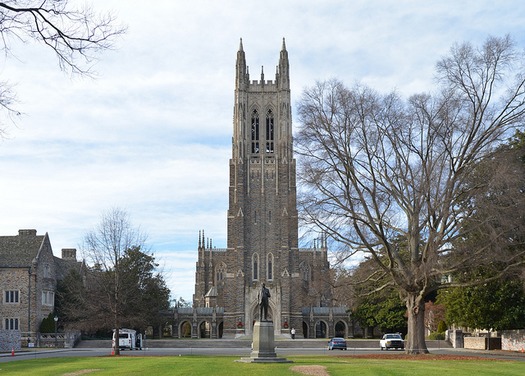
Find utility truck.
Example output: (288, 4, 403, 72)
(112, 328, 143, 350)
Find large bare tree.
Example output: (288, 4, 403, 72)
(295, 35, 525, 354)
(82, 207, 147, 355)
(0, 0, 125, 129)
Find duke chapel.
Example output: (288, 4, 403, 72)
(174, 39, 349, 339)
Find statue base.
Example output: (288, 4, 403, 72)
(237, 321, 292, 363)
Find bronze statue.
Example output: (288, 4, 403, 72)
(259, 283, 271, 321)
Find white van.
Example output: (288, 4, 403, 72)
(112, 328, 143, 350)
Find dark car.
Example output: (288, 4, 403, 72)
(328, 337, 347, 350)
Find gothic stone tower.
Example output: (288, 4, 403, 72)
(194, 39, 337, 338)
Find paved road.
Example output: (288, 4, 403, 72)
(2, 346, 525, 363)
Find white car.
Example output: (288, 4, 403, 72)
(380, 333, 404, 350)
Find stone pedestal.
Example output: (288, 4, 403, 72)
(238, 321, 291, 363)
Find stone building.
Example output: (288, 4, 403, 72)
(188, 40, 349, 339)
(0, 229, 83, 344)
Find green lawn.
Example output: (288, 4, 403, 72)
(1, 355, 524, 375)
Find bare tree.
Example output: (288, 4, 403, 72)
(82, 207, 146, 355)
(0, 0, 125, 130)
(295, 35, 525, 354)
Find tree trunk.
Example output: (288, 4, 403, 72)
(405, 293, 428, 354)
(114, 304, 120, 356)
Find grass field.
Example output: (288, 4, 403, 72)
(1, 354, 525, 375)
(1, 355, 525, 376)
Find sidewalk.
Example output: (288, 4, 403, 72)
(0, 348, 72, 358)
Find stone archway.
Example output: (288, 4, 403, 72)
(245, 284, 281, 335)
(198, 320, 212, 338)
(302, 321, 309, 339)
(335, 321, 347, 337)
(315, 320, 328, 338)
(251, 301, 274, 323)
(218, 321, 224, 338)
(179, 320, 192, 338)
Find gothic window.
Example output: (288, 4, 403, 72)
(252, 253, 260, 281)
(251, 110, 260, 154)
(267, 253, 274, 280)
(300, 262, 310, 281)
(216, 263, 226, 283)
(265, 109, 274, 153)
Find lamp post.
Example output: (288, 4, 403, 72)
(54, 316, 58, 348)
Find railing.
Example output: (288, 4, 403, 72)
(37, 331, 81, 348)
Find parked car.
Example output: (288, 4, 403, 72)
(380, 333, 404, 350)
(328, 337, 347, 350)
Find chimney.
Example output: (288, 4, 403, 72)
(19, 229, 37, 236)
(61, 248, 77, 261)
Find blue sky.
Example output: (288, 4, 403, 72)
(0, 0, 524, 301)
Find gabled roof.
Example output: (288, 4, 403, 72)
(0, 229, 47, 268)
(205, 286, 218, 297)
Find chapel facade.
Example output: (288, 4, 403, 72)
(190, 40, 349, 339)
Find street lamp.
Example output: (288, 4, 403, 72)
(54, 316, 58, 348)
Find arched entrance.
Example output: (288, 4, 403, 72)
(180, 320, 192, 338)
(198, 320, 211, 338)
(315, 321, 327, 338)
(245, 284, 281, 335)
(218, 321, 224, 338)
(335, 321, 346, 337)
(302, 321, 309, 339)
(251, 302, 274, 322)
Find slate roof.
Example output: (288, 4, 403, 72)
(0, 229, 46, 268)
(205, 285, 218, 297)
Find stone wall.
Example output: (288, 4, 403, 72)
(464, 336, 485, 349)
(464, 336, 501, 350)
(446, 329, 464, 348)
(0, 330, 21, 352)
(0, 268, 31, 334)
(502, 330, 525, 352)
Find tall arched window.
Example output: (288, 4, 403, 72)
(252, 253, 259, 281)
(265, 109, 274, 153)
(216, 263, 226, 283)
(300, 262, 310, 281)
(251, 110, 260, 154)
(267, 253, 274, 280)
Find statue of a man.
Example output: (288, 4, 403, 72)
(259, 283, 271, 321)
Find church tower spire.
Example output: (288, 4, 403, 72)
(277, 37, 290, 89)
(236, 38, 248, 89)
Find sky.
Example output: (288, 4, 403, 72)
(1, 0, 524, 301)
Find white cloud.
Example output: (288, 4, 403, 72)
(1, 0, 524, 300)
